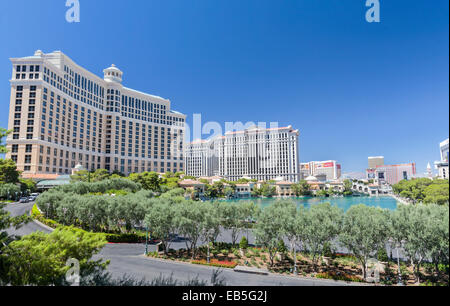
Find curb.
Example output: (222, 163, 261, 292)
(233, 265, 269, 275)
(29, 207, 55, 233)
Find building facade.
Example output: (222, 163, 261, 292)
(6, 50, 186, 177)
(368, 156, 385, 169)
(367, 163, 416, 185)
(434, 138, 449, 179)
(184, 126, 300, 182)
(300, 160, 342, 181)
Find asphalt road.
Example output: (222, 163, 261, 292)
(3, 202, 362, 286)
(4, 202, 52, 237)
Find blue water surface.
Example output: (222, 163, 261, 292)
(221, 196, 399, 211)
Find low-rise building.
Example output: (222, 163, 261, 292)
(178, 179, 206, 195)
(275, 181, 295, 196)
(235, 183, 254, 198)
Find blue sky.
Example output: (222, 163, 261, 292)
(0, 0, 448, 174)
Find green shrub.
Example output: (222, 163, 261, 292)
(377, 247, 389, 262)
(239, 236, 248, 249)
(277, 240, 287, 254)
(104, 233, 146, 243)
(316, 271, 363, 283)
(322, 242, 333, 258)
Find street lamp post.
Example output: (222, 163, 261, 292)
(145, 226, 149, 255)
(293, 247, 298, 275)
(397, 247, 403, 286)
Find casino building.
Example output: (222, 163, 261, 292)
(184, 126, 301, 182)
(5, 50, 186, 177)
(299, 160, 342, 181)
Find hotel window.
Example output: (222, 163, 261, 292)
(25, 144, 32, 153)
(11, 155, 18, 163)
(24, 155, 32, 164)
(11, 145, 19, 153)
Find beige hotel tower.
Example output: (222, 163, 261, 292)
(5, 50, 186, 177)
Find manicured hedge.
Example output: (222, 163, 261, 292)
(104, 233, 147, 243)
(32, 204, 147, 243)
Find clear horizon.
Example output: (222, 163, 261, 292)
(0, 0, 448, 175)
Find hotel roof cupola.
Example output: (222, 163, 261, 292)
(103, 64, 123, 84)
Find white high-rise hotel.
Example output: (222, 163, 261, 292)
(185, 126, 300, 182)
(6, 50, 186, 176)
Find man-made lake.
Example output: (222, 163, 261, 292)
(222, 196, 399, 211)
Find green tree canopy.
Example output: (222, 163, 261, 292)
(1, 226, 108, 286)
(339, 204, 391, 280)
(128, 172, 161, 192)
(303, 203, 343, 270)
(0, 159, 20, 184)
(0, 128, 11, 154)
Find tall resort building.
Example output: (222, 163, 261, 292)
(185, 126, 300, 182)
(5, 50, 186, 177)
(434, 138, 449, 179)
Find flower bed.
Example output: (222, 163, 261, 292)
(316, 271, 363, 283)
(192, 259, 238, 269)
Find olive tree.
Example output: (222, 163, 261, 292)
(391, 204, 448, 284)
(199, 202, 221, 263)
(144, 199, 179, 254)
(280, 201, 304, 274)
(303, 203, 343, 271)
(339, 204, 391, 280)
(426, 205, 449, 275)
(254, 201, 292, 267)
(177, 201, 205, 259)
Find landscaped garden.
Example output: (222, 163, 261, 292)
(29, 175, 449, 286)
